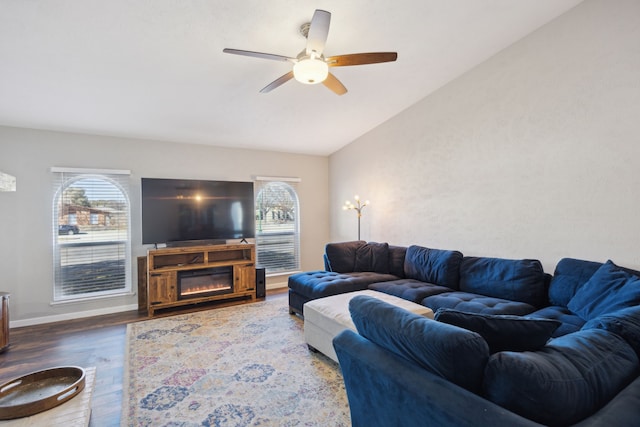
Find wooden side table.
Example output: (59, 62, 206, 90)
(0, 292, 9, 353)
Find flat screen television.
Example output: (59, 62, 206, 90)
(141, 178, 255, 245)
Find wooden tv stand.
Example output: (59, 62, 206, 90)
(145, 244, 256, 316)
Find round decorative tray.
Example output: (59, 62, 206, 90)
(0, 366, 86, 420)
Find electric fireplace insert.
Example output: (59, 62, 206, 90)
(177, 267, 233, 300)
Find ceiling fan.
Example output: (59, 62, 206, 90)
(223, 9, 397, 95)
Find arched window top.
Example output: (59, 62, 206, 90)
(59, 175, 129, 205)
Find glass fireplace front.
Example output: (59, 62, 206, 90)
(177, 267, 233, 300)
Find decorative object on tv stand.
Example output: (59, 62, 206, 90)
(343, 195, 369, 240)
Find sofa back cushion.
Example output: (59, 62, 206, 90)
(403, 245, 463, 289)
(349, 295, 489, 394)
(483, 329, 639, 426)
(324, 240, 365, 273)
(583, 305, 640, 358)
(387, 245, 407, 278)
(568, 260, 640, 321)
(459, 257, 546, 307)
(548, 258, 603, 307)
(354, 242, 390, 274)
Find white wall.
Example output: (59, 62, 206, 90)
(0, 126, 329, 324)
(330, 0, 640, 273)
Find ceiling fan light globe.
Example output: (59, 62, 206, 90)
(293, 58, 329, 85)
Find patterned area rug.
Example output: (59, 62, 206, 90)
(122, 298, 350, 426)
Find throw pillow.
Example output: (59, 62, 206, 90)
(348, 295, 489, 394)
(567, 260, 640, 321)
(434, 308, 560, 353)
(354, 242, 390, 274)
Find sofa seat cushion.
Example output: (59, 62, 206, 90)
(288, 270, 399, 300)
(349, 295, 490, 394)
(403, 245, 463, 289)
(368, 279, 452, 303)
(568, 260, 640, 321)
(459, 257, 546, 308)
(529, 306, 586, 337)
(422, 291, 537, 316)
(483, 329, 639, 426)
(434, 308, 560, 353)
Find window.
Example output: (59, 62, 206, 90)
(255, 178, 300, 274)
(52, 168, 131, 301)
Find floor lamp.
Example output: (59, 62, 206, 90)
(343, 195, 369, 240)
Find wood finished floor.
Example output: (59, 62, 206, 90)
(0, 290, 288, 426)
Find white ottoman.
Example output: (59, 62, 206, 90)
(303, 289, 434, 362)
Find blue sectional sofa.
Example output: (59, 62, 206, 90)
(287, 241, 640, 426)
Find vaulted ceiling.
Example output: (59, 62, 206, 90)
(0, 0, 583, 155)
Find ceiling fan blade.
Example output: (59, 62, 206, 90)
(306, 9, 331, 55)
(322, 72, 347, 96)
(326, 52, 398, 67)
(223, 48, 294, 62)
(260, 71, 295, 93)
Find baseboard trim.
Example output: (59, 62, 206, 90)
(266, 282, 288, 290)
(10, 304, 139, 328)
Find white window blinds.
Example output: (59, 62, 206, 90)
(254, 177, 301, 274)
(52, 168, 131, 301)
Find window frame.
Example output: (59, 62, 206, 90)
(254, 177, 301, 275)
(51, 167, 132, 302)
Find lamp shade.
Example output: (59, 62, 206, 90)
(293, 58, 329, 84)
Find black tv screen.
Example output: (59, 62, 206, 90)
(141, 178, 255, 245)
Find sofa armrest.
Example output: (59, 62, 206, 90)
(323, 253, 331, 271)
(333, 330, 543, 427)
(571, 376, 640, 427)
